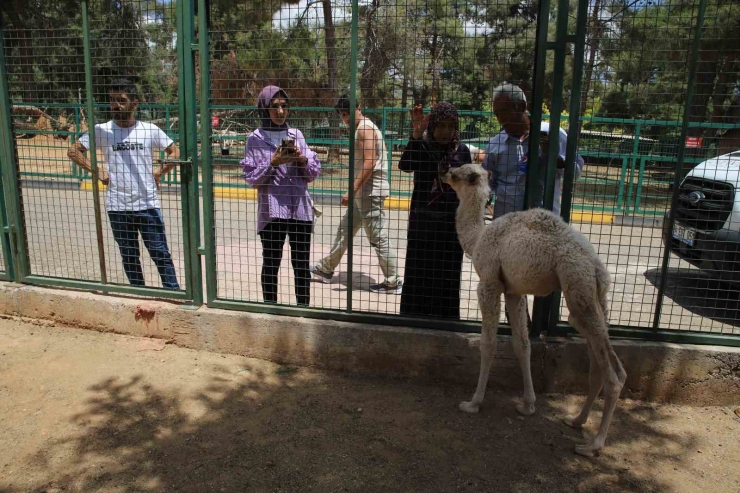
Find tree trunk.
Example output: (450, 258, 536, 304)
(429, 33, 443, 105)
(359, 0, 382, 108)
(322, 0, 340, 162)
(579, 0, 602, 123)
(685, 50, 719, 163)
(399, 74, 409, 137)
(322, 0, 337, 99)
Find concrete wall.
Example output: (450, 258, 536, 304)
(1, 281, 738, 406)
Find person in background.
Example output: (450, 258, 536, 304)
(67, 77, 180, 290)
(483, 83, 584, 218)
(398, 102, 473, 320)
(241, 85, 321, 306)
(311, 95, 401, 293)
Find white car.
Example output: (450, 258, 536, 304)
(663, 150, 740, 284)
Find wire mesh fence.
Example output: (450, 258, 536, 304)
(1, 0, 189, 295)
(3, 5, 102, 284)
(561, 0, 740, 336)
(1, 0, 739, 343)
(86, 0, 187, 293)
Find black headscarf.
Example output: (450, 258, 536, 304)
(423, 101, 461, 171)
(423, 102, 462, 205)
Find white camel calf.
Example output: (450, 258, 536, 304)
(442, 163, 626, 457)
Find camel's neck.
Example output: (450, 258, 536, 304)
(456, 193, 486, 255)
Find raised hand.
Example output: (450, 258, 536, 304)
(410, 104, 430, 139)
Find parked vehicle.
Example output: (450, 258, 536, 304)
(662, 150, 740, 284)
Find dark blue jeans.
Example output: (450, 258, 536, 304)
(107, 209, 180, 290)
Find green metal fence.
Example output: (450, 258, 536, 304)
(11, 102, 738, 218)
(1, 0, 739, 346)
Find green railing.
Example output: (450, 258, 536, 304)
(13, 102, 738, 217)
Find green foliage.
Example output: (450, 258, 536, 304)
(594, 0, 740, 137)
(2, 0, 737, 140)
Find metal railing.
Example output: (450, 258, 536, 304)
(1, 0, 739, 347)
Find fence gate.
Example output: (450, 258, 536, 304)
(0, 0, 200, 302)
(0, 161, 13, 281)
(0, 25, 19, 281)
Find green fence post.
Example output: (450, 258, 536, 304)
(72, 106, 80, 177)
(164, 106, 171, 185)
(549, 0, 589, 336)
(0, 169, 12, 279)
(615, 157, 629, 213)
(0, 101, 15, 281)
(625, 123, 641, 215)
(634, 157, 648, 214)
(81, 0, 108, 287)
(177, 0, 203, 305)
(199, 0, 217, 304)
(652, 0, 707, 330)
(541, 0, 570, 212)
(0, 23, 28, 281)
(525, 0, 551, 212)
(346, 0, 359, 312)
(382, 108, 391, 180)
(560, 0, 588, 223)
(532, 0, 571, 336)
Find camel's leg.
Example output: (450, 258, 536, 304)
(563, 328, 602, 428)
(460, 284, 502, 414)
(574, 319, 626, 457)
(505, 294, 536, 416)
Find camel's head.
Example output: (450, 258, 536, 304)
(441, 163, 491, 200)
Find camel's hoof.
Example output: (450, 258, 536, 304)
(563, 415, 584, 429)
(516, 403, 536, 416)
(459, 401, 480, 414)
(574, 443, 600, 458)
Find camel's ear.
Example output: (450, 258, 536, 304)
(466, 172, 480, 184)
(487, 170, 492, 181)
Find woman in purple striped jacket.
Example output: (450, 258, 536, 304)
(241, 86, 321, 306)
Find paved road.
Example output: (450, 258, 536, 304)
(16, 184, 740, 335)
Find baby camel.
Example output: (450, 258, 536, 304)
(441, 163, 627, 457)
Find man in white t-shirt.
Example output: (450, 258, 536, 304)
(67, 78, 180, 290)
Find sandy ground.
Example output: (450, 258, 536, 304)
(1, 317, 739, 493)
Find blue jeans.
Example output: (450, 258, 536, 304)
(107, 209, 180, 290)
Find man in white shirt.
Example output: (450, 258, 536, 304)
(67, 78, 180, 290)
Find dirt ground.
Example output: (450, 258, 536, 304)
(1, 318, 739, 493)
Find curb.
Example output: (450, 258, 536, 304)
(570, 212, 614, 225)
(0, 281, 738, 406)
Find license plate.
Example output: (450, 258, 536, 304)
(672, 224, 696, 246)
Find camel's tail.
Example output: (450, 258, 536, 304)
(595, 259, 611, 327)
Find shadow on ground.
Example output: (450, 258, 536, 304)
(644, 267, 740, 328)
(321, 270, 378, 292)
(6, 368, 700, 493)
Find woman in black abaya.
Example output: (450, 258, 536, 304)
(398, 102, 472, 319)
